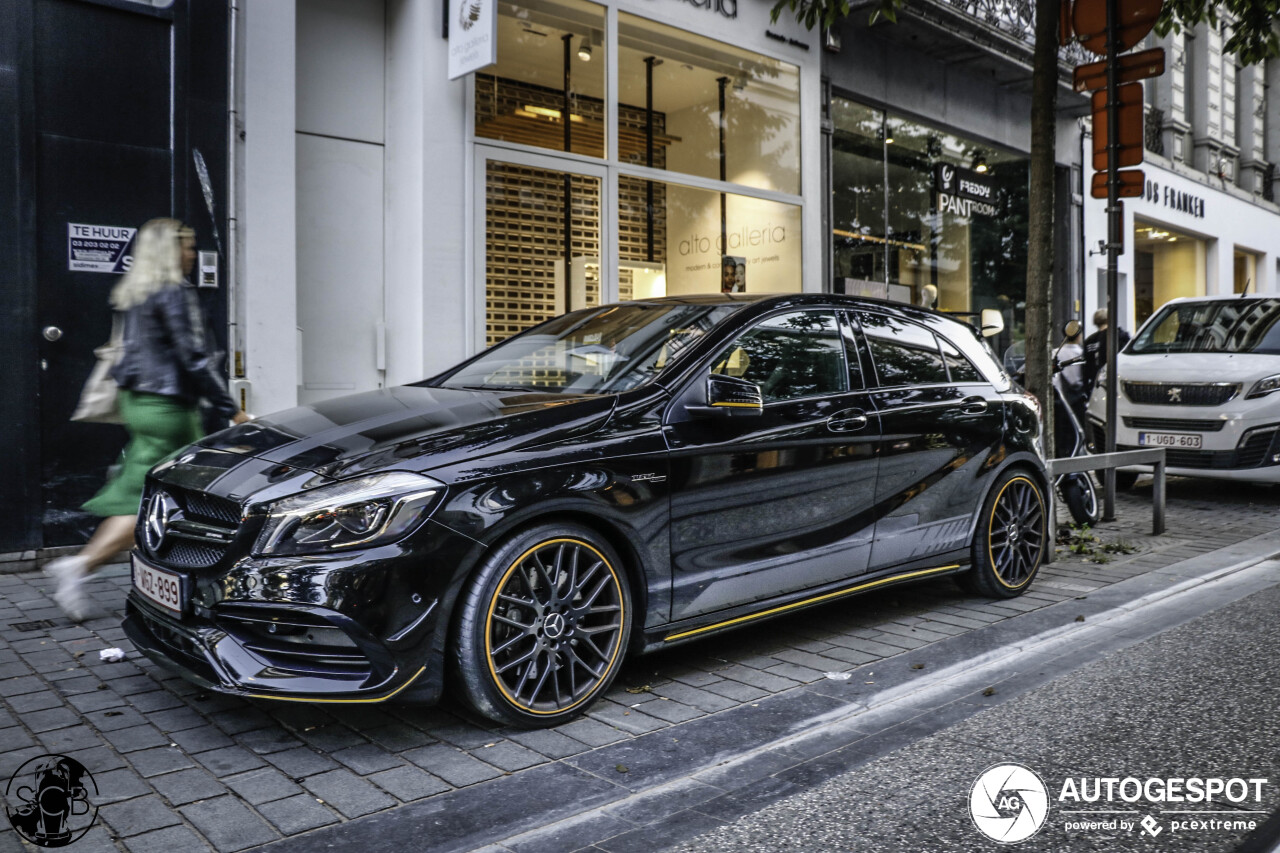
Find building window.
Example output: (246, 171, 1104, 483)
(617, 14, 801, 195)
(1133, 221, 1207, 325)
(476, 0, 607, 158)
(830, 96, 1029, 352)
(477, 1, 806, 345)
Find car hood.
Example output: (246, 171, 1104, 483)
(1119, 351, 1280, 386)
(197, 385, 617, 482)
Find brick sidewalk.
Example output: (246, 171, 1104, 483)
(1, 478, 1277, 853)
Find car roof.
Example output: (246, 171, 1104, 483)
(1160, 293, 1280, 305)
(623, 292, 968, 327)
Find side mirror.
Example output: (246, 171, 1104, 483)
(1063, 319, 1082, 339)
(688, 373, 763, 418)
(980, 308, 1005, 338)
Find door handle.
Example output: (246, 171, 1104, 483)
(961, 396, 988, 415)
(827, 409, 868, 432)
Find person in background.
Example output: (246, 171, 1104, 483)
(1082, 307, 1131, 399)
(44, 218, 249, 621)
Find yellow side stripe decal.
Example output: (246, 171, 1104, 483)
(244, 665, 426, 704)
(663, 565, 960, 642)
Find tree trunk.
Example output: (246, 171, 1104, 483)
(1025, 0, 1062, 455)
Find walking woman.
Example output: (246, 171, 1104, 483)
(46, 218, 248, 620)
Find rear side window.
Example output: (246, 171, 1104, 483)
(939, 336, 984, 383)
(859, 313, 949, 386)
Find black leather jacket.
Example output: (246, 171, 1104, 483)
(111, 283, 238, 420)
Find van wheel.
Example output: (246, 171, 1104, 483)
(453, 523, 631, 728)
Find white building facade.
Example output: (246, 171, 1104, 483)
(1082, 22, 1280, 334)
(234, 0, 823, 416)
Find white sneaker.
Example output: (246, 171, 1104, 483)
(45, 556, 92, 622)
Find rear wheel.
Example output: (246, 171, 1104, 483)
(453, 523, 631, 727)
(959, 470, 1047, 598)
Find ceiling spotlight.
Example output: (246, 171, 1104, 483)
(578, 37, 592, 61)
(973, 154, 989, 173)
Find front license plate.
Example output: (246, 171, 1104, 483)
(1138, 431, 1202, 449)
(132, 555, 187, 616)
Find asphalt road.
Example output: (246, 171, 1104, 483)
(672, 582, 1280, 853)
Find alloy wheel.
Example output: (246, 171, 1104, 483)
(988, 477, 1046, 588)
(485, 538, 625, 715)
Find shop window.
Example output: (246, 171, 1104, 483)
(617, 13, 800, 195)
(831, 95, 1029, 357)
(712, 311, 846, 402)
(1133, 221, 1207, 325)
(484, 162, 601, 346)
(476, 0, 607, 158)
(1235, 249, 1258, 294)
(615, 178, 801, 300)
(859, 313, 949, 387)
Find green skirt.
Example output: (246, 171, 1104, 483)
(82, 390, 202, 518)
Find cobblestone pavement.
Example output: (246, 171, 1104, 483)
(1, 478, 1278, 852)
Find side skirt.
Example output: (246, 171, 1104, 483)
(640, 559, 970, 653)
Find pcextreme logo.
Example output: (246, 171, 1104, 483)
(969, 764, 1270, 844)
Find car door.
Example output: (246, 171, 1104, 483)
(665, 309, 882, 621)
(857, 311, 1007, 569)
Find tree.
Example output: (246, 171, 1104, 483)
(773, 0, 1278, 435)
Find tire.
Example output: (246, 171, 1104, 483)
(1114, 471, 1139, 491)
(453, 522, 632, 728)
(958, 469, 1048, 599)
(1062, 474, 1101, 526)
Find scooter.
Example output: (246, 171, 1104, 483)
(1004, 321, 1101, 526)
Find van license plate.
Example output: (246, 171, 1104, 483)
(1138, 432, 1202, 449)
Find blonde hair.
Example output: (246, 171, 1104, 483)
(109, 218, 193, 310)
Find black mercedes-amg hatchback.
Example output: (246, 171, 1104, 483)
(124, 294, 1048, 727)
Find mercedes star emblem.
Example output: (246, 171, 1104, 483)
(144, 492, 179, 553)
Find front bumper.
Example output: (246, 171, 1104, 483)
(1086, 415, 1280, 482)
(120, 517, 474, 704)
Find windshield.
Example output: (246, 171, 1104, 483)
(1130, 299, 1280, 355)
(434, 302, 744, 394)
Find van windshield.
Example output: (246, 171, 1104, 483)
(1129, 299, 1280, 355)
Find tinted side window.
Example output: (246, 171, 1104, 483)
(860, 313, 948, 386)
(939, 336, 984, 382)
(711, 311, 848, 403)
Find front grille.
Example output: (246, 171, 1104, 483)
(1123, 382, 1239, 406)
(162, 542, 225, 569)
(142, 484, 243, 571)
(1123, 417, 1225, 432)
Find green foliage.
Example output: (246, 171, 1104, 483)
(769, 0, 899, 31)
(1156, 0, 1280, 65)
(772, 0, 1278, 66)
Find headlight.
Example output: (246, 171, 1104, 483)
(253, 472, 445, 557)
(1247, 374, 1280, 399)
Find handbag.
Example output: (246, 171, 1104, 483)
(70, 314, 125, 424)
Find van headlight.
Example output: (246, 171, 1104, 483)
(252, 472, 445, 556)
(1247, 374, 1280, 399)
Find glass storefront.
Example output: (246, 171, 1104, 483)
(476, 0, 804, 345)
(1133, 221, 1206, 325)
(830, 96, 1029, 350)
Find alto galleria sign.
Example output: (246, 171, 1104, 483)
(1140, 179, 1206, 219)
(934, 164, 997, 217)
